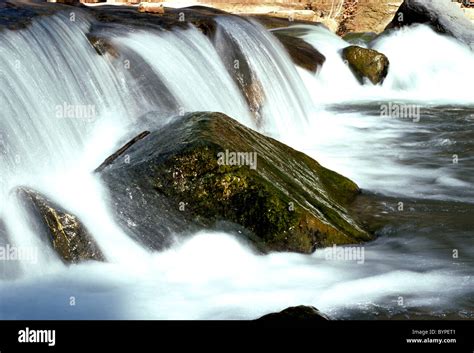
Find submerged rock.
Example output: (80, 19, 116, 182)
(17, 188, 105, 263)
(386, 0, 474, 49)
(99, 112, 372, 254)
(342, 45, 389, 85)
(86, 33, 118, 57)
(272, 29, 326, 73)
(257, 305, 330, 321)
(159, 6, 222, 37)
(343, 32, 378, 46)
(212, 23, 264, 122)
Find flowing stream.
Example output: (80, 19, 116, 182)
(0, 9, 472, 319)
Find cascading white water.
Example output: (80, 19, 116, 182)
(0, 11, 150, 271)
(112, 25, 255, 129)
(0, 12, 128, 184)
(283, 23, 474, 201)
(0, 8, 473, 319)
(296, 23, 474, 104)
(290, 25, 365, 104)
(113, 16, 316, 139)
(214, 16, 315, 138)
(1, 9, 316, 275)
(372, 24, 474, 103)
(1, 230, 472, 319)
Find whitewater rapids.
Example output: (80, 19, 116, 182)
(0, 9, 473, 319)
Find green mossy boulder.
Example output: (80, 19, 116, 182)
(342, 45, 389, 85)
(99, 112, 372, 254)
(17, 187, 105, 264)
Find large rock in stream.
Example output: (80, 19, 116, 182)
(17, 188, 105, 263)
(385, 0, 474, 50)
(98, 112, 372, 254)
(342, 45, 390, 85)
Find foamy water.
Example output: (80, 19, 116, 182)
(1, 231, 471, 319)
(0, 10, 473, 319)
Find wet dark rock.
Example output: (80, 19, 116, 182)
(86, 33, 118, 57)
(163, 6, 227, 37)
(79, 5, 183, 32)
(0, 0, 74, 31)
(342, 45, 389, 85)
(272, 28, 326, 72)
(54, 0, 79, 4)
(385, 0, 474, 49)
(257, 305, 330, 321)
(95, 131, 150, 173)
(249, 14, 324, 30)
(213, 25, 265, 125)
(88, 5, 224, 35)
(17, 187, 105, 263)
(99, 111, 372, 254)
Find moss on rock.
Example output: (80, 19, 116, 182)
(100, 112, 372, 254)
(342, 45, 389, 85)
(17, 187, 105, 263)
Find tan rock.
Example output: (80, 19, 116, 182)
(183, 0, 404, 34)
(334, 0, 404, 35)
(138, 2, 165, 13)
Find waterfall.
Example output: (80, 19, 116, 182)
(0, 7, 472, 320)
(0, 11, 150, 272)
(112, 16, 316, 138)
(0, 10, 315, 273)
(290, 24, 363, 104)
(111, 25, 255, 128)
(214, 16, 315, 138)
(296, 23, 474, 104)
